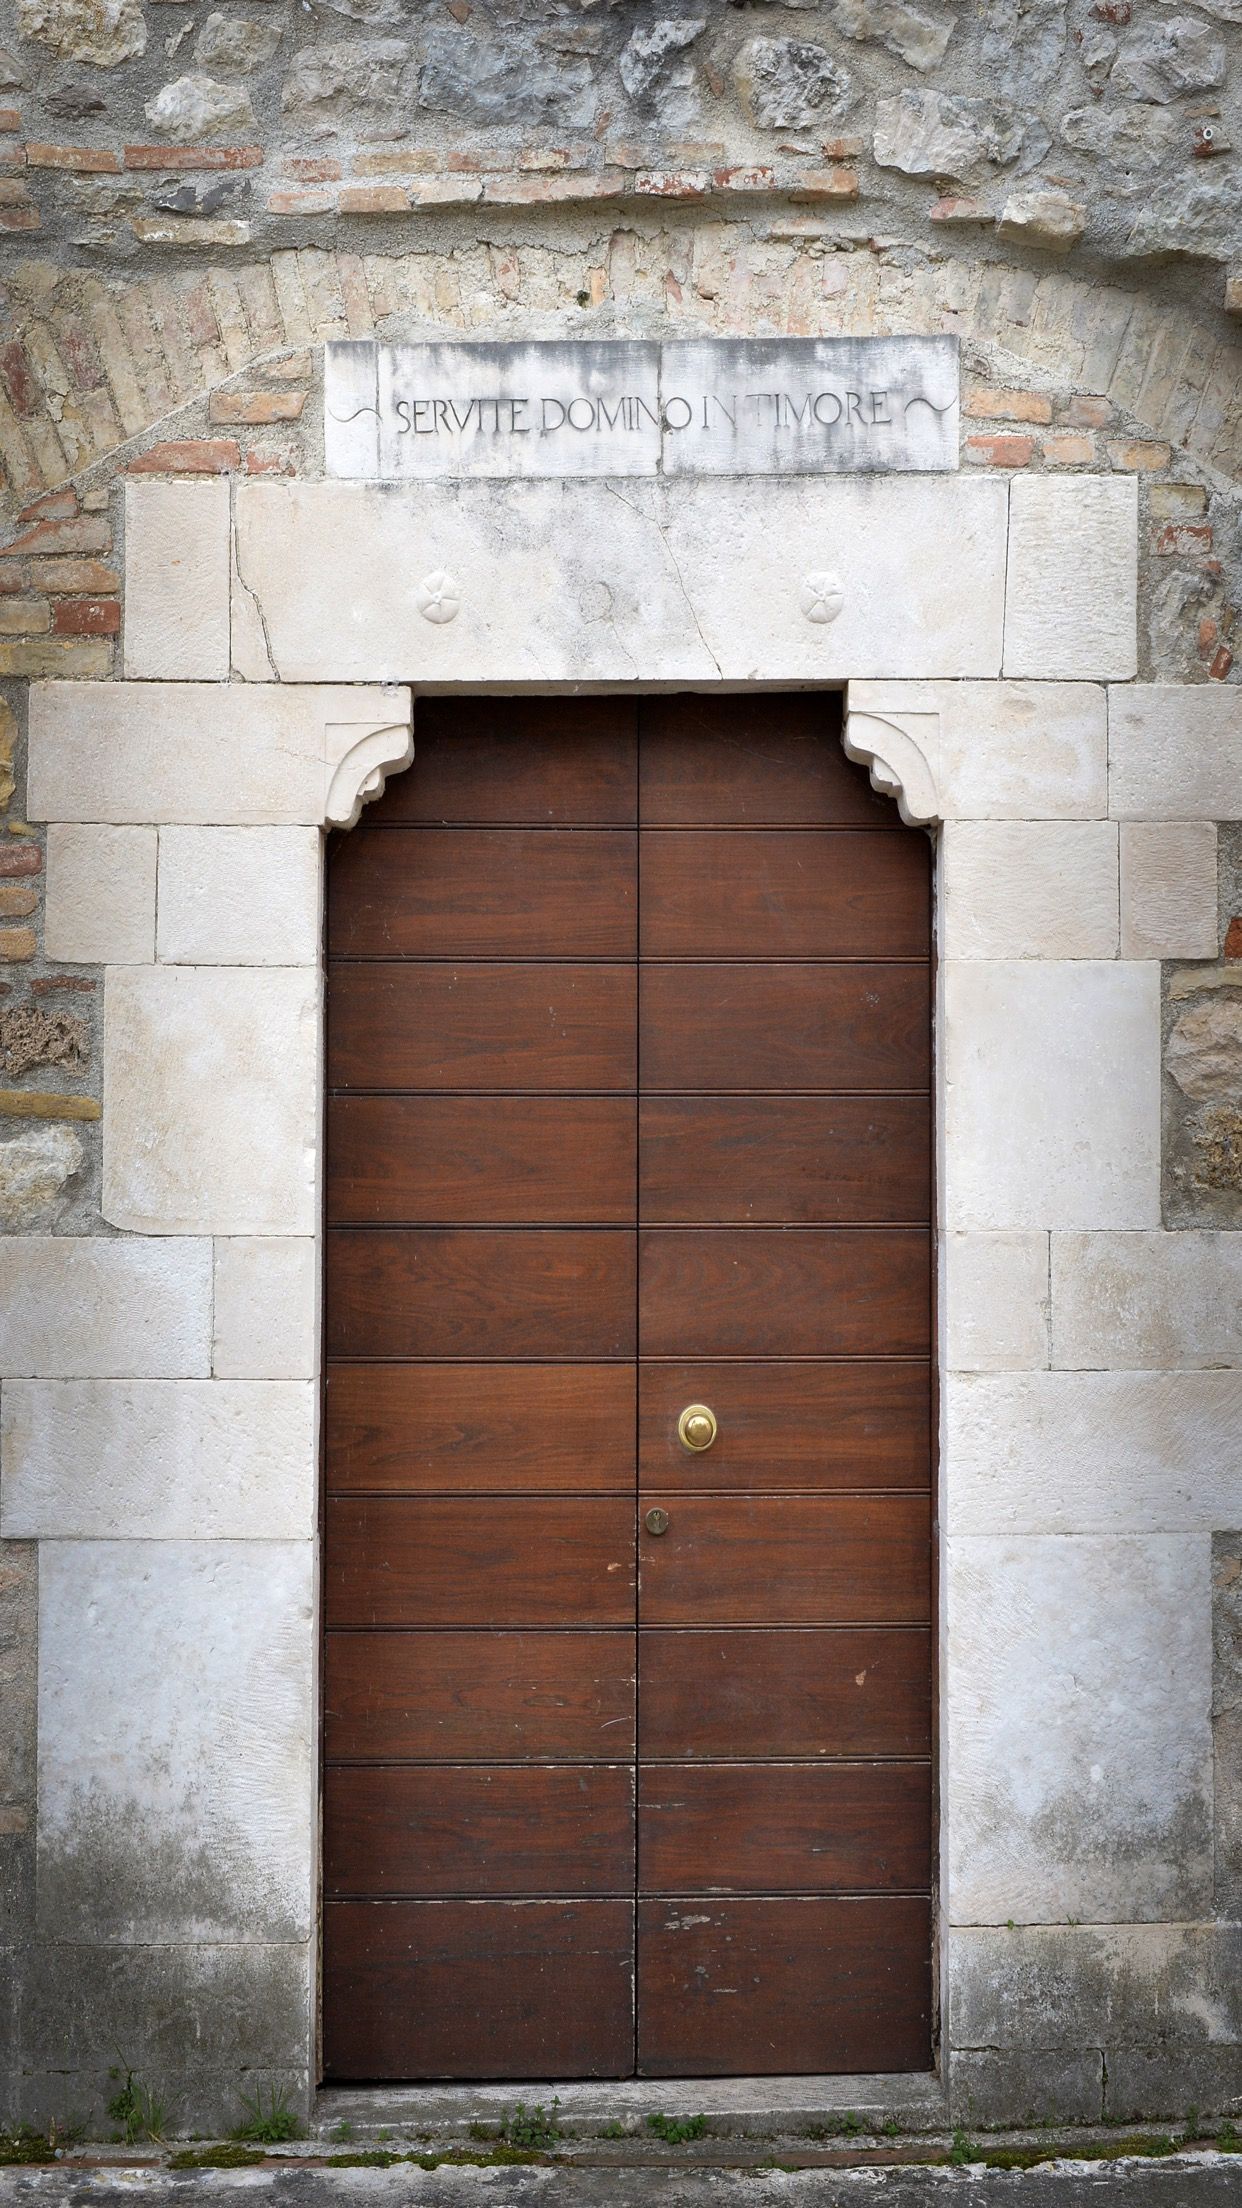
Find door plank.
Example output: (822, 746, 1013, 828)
(329, 1097, 637, 1225)
(325, 1764, 635, 1897)
(325, 1630, 636, 1761)
(378, 698, 638, 825)
(639, 694, 884, 828)
(638, 1762, 931, 1893)
(640, 1098, 930, 1224)
(327, 1228, 637, 1359)
(639, 1229, 930, 1359)
(640, 964, 930, 1093)
(324, 1900, 635, 2079)
(326, 1497, 636, 1628)
(326, 1365, 635, 1494)
(636, 1897, 932, 2075)
(328, 829, 637, 959)
(639, 1362, 929, 1492)
(639, 1629, 931, 1759)
(640, 832, 929, 960)
(328, 963, 637, 1093)
(636, 1495, 931, 1625)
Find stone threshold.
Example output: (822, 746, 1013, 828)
(314, 2072, 947, 2137)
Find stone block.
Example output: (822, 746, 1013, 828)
(944, 1231, 1049, 1371)
(946, 1535, 1212, 1924)
(231, 477, 1008, 684)
(1052, 1230, 1242, 1369)
(943, 961, 1161, 1228)
(948, 2049, 1104, 2128)
(103, 966, 318, 1235)
(949, 1921, 1242, 2049)
(0, 1379, 315, 1540)
(0, 1539, 36, 1814)
(37, 1539, 314, 1942)
(946, 1370, 1242, 1534)
(1120, 822, 1218, 960)
(0, 1123, 85, 1231)
(122, 479, 230, 682)
(0, 1236, 210, 1378)
(1110, 687, 1242, 820)
(1214, 1534, 1242, 1921)
(1004, 477, 1138, 681)
(28, 681, 412, 828)
(933, 680, 1108, 821)
(157, 827, 321, 966)
(45, 822, 156, 965)
(1104, 2044, 1242, 2123)
(213, 1237, 317, 1379)
(941, 821, 1118, 958)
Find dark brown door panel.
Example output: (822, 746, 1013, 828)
(326, 1764, 636, 1897)
(325, 1630, 636, 1762)
(326, 1364, 636, 1495)
(327, 1228, 637, 1359)
(639, 1229, 930, 1359)
(329, 1096, 637, 1225)
(382, 698, 638, 824)
(636, 1897, 932, 2075)
(639, 1098, 930, 1224)
(640, 964, 930, 1093)
(639, 694, 884, 828)
(638, 1362, 930, 1492)
(326, 1497, 636, 1628)
(638, 1762, 931, 1893)
(637, 1495, 931, 1626)
(640, 832, 930, 960)
(323, 1900, 636, 2079)
(638, 1629, 932, 1760)
(328, 963, 638, 1093)
(328, 829, 637, 959)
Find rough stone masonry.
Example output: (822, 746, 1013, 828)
(2, 0, 1242, 2153)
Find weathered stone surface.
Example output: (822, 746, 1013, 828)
(0, 1001, 89, 1081)
(941, 821, 1118, 958)
(997, 186, 1086, 253)
(45, 823, 156, 964)
(231, 477, 1007, 683)
(15, 0, 144, 67)
(1, 1378, 314, 1539)
(1214, 1532, 1242, 1920)
(825, 0, 954, 73)
(1052, 1230, 1242, 1370)
(212, 1236, 315, 1379)
(930, 681, 1107, 821)
(944, 1231, 1050, 1372)
(194, 10, 281, 73)
(1111, 15, 1226, 100)
(734, 37, 851, 129)
(37, 1539, 313, 1941)
(0, 1236, 210, 1379)
(1004, 477, 1138, 681)
(1120, 821, 1217, 961)
(103, 965, 317, 1235)
(950, 1920, 1242, 2045)
(1128, 177, 1240, 264)
(1110, 687, 1242, 819)
(0, 1538, 37, 1814)
(947, 1370, 1242, 1533)
(949, 2049, 1104, 2128)
(943, 961, 1160, 1229)
(947, 1534, 1212, 1922)
(1105, 2045, 1242, 2124)
(28, 681, 411, 827)
(157, 826, 320, 966)
(1060, 103, 1179, 179)
(144, 73, 257, 143)
(619, 18, 704, 106)
(0, 1123, 83, 1230)
(1167, 998, 1242, 1099)
(976, 0, 1066, 96)
(123, 479, 230, 683)
(873, 90, 1024, 180)
(280, 40, 413, 135)
(419, 23, 597, 129)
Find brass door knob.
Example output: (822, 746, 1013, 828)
(644, 1507, 669, 1537)
(677, 1403, 717, 1453)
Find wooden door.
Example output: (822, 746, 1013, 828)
(322, 694, 933, 2081)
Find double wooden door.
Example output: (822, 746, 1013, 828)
(322, 694, 933, 2081)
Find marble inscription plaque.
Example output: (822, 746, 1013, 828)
(325, 336, 959, 479)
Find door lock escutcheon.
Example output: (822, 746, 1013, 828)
(644, 1507, 670, 1537)
(677, 1403, 717, 1453)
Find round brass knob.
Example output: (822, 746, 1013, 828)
(677, 1403, 717, 1453)
(644, 1507, 669, 1537)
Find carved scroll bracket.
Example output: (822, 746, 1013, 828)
(843, 682, 942, 828)
(324, 707, 415, 829)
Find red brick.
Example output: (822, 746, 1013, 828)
(0, 596, 50, 635)
(634, 170, 709, 198)
(0, 342, 40, 419)
(965, 384, 1053, 425)
(1065, 395, 1113, 429)
(267, 188, 335, 216)
(0, 927, 36, 962)
(1153, 523, 1214, 557)
(31, 973, 95, 993)
(287, 155, 342, 182)
(338, 182, 409, 214)
(25, 142, 122, 173)
(51, 596, 120, 636)
(712, 165, 776, 191)
(1042, 431, 1095, 465)
(181, 281, 220, 352)
(0, 205, 38, 231)
(965, 432, 1035, 467)
(0, 842, 39, 875)
(0, 517, 109, 557)
(124, 143, 263, 170)
(209, 390, 305, 425)
(0, 884, 36, 918)
(17, 486, 78, 523)
(127, 438, 240, 474)
(1224, 916, 1242, 961)
(0, 570, 22, 593)
(38, 557, 119, 593)
(243, 444, 298, 476)
(56, 318, 103, 392)
(484, 171, 623, 204)
(1108, 436, 1171, 471)
(790, 166, 859, 201)
(1209, 644, 1234, 681)
(929, 194, 992, 223)
(351, 149, 439, 177)
(0, 110, 19, 134)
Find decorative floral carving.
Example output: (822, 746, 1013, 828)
(416, 569, 461, 624)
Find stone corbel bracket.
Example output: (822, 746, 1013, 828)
(324, 713, 415, 829)
(843, 683, 942, 828)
